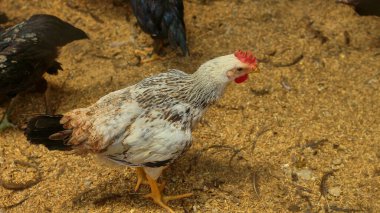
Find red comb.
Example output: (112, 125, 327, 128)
(234, 50, 257, 67)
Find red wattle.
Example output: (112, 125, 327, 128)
(234, 74, 248, 83)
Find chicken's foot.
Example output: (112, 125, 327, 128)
(144, 174, 192, 213)
(134, 40, 177, 64)
(134, 47, 154, 58)
(0, 98, 16, 132)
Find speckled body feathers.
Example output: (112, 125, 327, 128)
(61, 70, 209, 167)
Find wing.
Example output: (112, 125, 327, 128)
(103, 101, 192, 167)
(61, 86, 144, 151)
(0, 36, 59, 97)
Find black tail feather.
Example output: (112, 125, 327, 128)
(165, 3, 188, 56)
(130, 0, 188, 56)
(168, 17, 188, 56)
(24, 115, 72, 151)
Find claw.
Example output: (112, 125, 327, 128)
(0, 115, 16, 132)
(0, 99, 16, 132)
(133, 46, 177, 64)
(143, 174, 192, 212)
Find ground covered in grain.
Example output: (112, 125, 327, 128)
(0, 0, 379, 212)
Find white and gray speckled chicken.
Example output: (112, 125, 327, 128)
(25, 50, 258, 212)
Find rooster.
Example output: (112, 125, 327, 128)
(0, 14, 88, 131)
(25, 50, 258, 212)
(130, 0, 188, 63)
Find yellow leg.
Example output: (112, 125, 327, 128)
(144, 174, 193, 213)
(144, 52, 178, 64)
(0, 98, 16, 132)
(0, 113, 15, 132)
(134, 167, 165, 192)
(134, 167, 147, 192)
(134, 48, 177, 64)
(134, 48, 154, 57)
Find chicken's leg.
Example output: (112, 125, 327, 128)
(134, 47, 154, 58)
(44, 93, 53, 115)
(0, 98, 16, 132)
(144, 174, 192, 213)
(134, 167, 165, 192)
(134, 40, 177, 64)
(32, 77, 55, 115)
(135, 167, 148, 191)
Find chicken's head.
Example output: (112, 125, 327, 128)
(228, 50, 258, 83)
(195, 50, 258, 85)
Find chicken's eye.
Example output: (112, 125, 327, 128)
(237, 67, 244, 72)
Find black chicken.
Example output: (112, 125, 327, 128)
(0, 14, 88, 131)
(130, 0, 189, 62)
(337, 0, 380, 16)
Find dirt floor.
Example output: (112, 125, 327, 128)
(0, 0, 379, 212)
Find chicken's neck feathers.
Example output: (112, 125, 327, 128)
(185, 78, 226, 108)
(122, 55, 236, 111)
(184, 66, 230, 108)
(185, 55, 238, 106)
